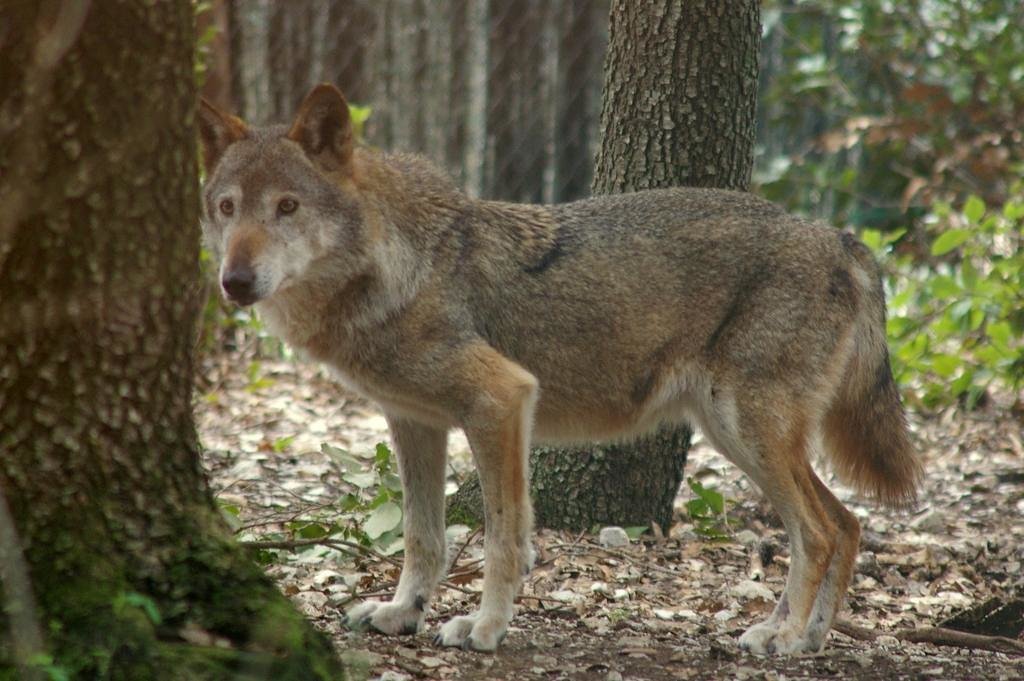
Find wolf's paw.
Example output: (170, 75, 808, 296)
(433, 613, 507, 652)
(344, 599, 424, 636)
(738, 622, 811, 655)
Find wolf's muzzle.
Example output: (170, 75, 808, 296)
(222, 266, 258, 306)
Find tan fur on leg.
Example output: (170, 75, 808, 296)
(701, 396, 837, 654)
(435, 345, 537, 651)
(802, 472, 861, 650)
(346, 418, 447, 635)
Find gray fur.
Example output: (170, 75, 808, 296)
(198, 85, 919, 655)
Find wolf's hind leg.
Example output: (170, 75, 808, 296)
(733, 458, 839, 655)
(701, 392, 839, 654)
(345, 417, 448, 636)
(801, 473, 860, 650)
(435, 345, 537, 651)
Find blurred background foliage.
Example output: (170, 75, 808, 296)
(755, 0, 1023, 410)
(194, 0, 1022, 412)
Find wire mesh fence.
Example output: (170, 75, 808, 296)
(200, 0, 610, 203)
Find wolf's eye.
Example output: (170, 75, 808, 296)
(278, 198, 298, 216)
(218, 198, 234, 216)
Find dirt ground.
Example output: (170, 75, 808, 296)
(197, 353, 1024, 680)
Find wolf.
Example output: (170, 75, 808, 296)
(198, 83, 921, 655)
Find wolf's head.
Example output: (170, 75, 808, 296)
(198, 84, 365, 306)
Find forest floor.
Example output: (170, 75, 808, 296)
(197, 353, 1024, 681)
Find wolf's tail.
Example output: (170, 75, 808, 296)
(823, 241, 922, 509)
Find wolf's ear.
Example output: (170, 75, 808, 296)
(198, 99, 248, 174)
(287, 84, 353, 172)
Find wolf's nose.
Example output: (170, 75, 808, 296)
(222, 267, 256, 305)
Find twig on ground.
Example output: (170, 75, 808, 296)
(447, 527, 482, 574)
(587, 544, 683, 577)
(242, 536, 404, 568)
(440, 580, 479, 596)
(232, 500, 338, 533)
(834, 619, 1024, 656)
(516, 594, 576, 607)
(334, 587, 396, 609)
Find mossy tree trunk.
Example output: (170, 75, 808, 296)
(0, 3, 343, 679)
(448, 0, 760, 531)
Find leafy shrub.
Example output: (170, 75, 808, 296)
(869, 193, 1023, 409)
(259, 442, 405, 557)
(324, 442, 405, 554)
(758, 1, 1024, 410)
(685, 477, 738, 541)
(758, 0, 1024, 226)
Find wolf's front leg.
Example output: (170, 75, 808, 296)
(435, 349, 538, 652)
(345, 417, 448, 636)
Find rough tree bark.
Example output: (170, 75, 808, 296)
(593, 1, 760, 192)
(0, 3, 343, 679)
(448, 0, 760, 531)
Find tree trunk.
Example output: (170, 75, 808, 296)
(593, 0, 760, 191)
(448, 0, 760, 531)
(198, 0, 235, 110)
(323, 0, 376, 104)
(552, 0, 609, 203)
(0, 3, 343, 679)
(484, 0, 550, 202)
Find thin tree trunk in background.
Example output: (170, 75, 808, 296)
(553, 0, 608, 202)
(382, 0, 428, 151)
(221, 0, 603, 201)
(230, 0, 273, 124)
(269, 1, 318, 120)
(0, 3, 344, 678)
(324, 0, 376, 104)
(462, 0, 490, 197)
(422, 0, 453, 167)
(198, 0, 235, 110)
(449, 0, 761, 531)
(485, 0, 549, 202)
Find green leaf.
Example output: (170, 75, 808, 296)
(931, 353, 962, 378)
(115, 592, 162, 626)
(348, 104, 372, 125)
(963, 195, 985, 223)
(860, 229, 882, 251)
(1002, 201, 1024, 220)
(381, 472, 403, 493)
(375, 442, 393, 472)
(376, 535, 405, 556)
(623, 526, 649, 540)
(928, 274, 961, 298)
(342, 471, 377, 489)
(363, 501, 402, 539)
(882, 228, 907, 246)
(297, 522, 329, 539)
(686, 498, 708, 519)
(338, 493, 360, 511)
(27, 654, 70, 681)
(930, 229, 971, 256)
(965, 384, 987, 410)
(951, 371, 973, 396)
(988, 321, 1012, 348)
(322, 443, 365, 472)
(968, 307, 986, 332)
(272, 435, 294, 453)
(703, 487, 725, 515)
